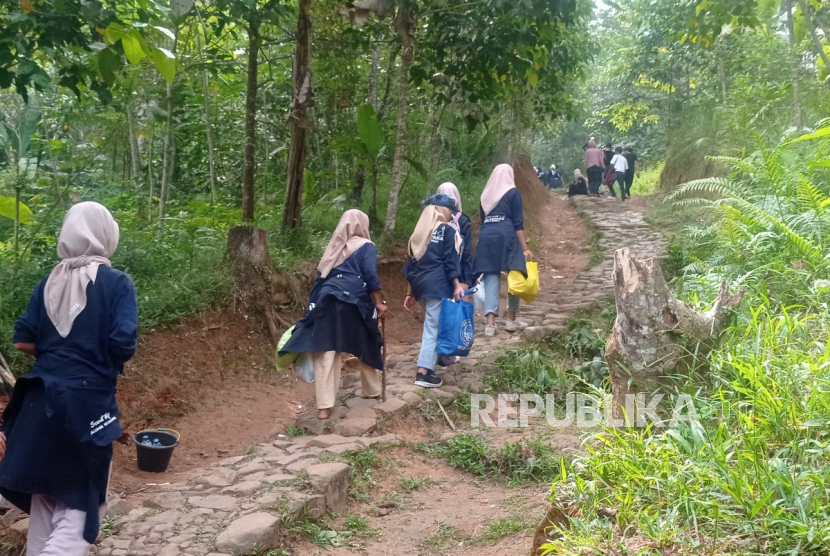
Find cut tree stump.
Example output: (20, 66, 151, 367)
(605, 248, 743, 420)
(226, 226, 309, 345)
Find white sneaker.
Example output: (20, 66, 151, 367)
(484, 324, 496, 337)
(504, 319, 528, 332)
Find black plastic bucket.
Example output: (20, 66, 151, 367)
(134, 429, 180, 473)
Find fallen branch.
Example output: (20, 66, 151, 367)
(436, 400, 456, 431)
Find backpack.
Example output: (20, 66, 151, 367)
(603, 167, 617, 185)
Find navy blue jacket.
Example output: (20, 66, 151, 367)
(403, 223, 463, 302)
(473, 188, 527, 276)
(0, 266, 138, 543)
(282, 243, 384, 370)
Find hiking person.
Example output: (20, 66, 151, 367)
(549, 165, 563, 190)
(403, 205, 465, 388)
(623, 147, 640, 197)
(568, 169, 589, 197)
(281, 210, 386, 419)
(436, 183, 474, 289)
(604, 144, 615, 168)
(473, 164, 534, 337)
(0, 202, 137, 555)
(610, 147, 630, 201)
(584, 140, 606, 195)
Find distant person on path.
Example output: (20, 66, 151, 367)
(403, 205, 465, 388)
(604, 144, 615, 167)
(610, 147, 630, 201)
(0, 202, 138, 555)
(549, 165, 563, 190)
(584, 139, 606, 196)
(473, 164, 534, 337)
(281, 210, 386, 419)
(435, 183, 474, 289)
(623, 148, 640, 197)
(568, 169, 589, 197)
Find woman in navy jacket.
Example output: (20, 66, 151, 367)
(436, 182, 473, 288)
(473, 164, 535, 336)
(0, 202, 138, 555)
(281, 210, 387, 419)
(403, 205, 465, 388)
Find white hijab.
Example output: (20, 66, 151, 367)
(480, 164, 516, 216)
(45, 202, 120, 337)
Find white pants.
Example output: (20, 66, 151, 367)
(27, 494, 90, 556)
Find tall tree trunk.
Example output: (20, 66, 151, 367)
(368, 40, 380, 109)
(242, 20, 261, 223)
(786, 2, 805, 131)
(354, 164, 365, 204)
(196, 12, 219, 205)
(796, 0, 830, 70)
(202, 65, 218, 205)
(158, 29, 179, 233)
(717, 55, 727, 104)
(126, 101, 142, 195)
(283, 0, 313, 229)
(377, 48, 398, 122)
(383, 4, 415, 233)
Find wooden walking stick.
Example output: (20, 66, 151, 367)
(381, 315, 387, 403)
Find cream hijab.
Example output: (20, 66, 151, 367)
(437, 182, 462, 213)
(45, 202, 120, 338)
(317, 209, 373, 278)
(574, 169, 587, 182)
(408, 205, 462, 261)
(480, 164, 516, 216)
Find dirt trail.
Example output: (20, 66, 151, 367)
(0, 167, 669, 555)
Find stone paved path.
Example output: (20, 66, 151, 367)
(69, 196, 666, 556)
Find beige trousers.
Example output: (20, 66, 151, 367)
(313, 351, 381, 409)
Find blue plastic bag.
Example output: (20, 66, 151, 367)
(437, 298, 475, 356)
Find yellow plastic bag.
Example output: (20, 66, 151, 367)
(508, 261, 539, 304)
(275, 325, 298, 371)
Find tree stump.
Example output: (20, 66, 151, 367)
(226, 226, 310, 345)
(605, 248, 743, 420)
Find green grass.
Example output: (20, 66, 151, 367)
(428, 434, 564, 486)
(478, 517, 533, 544)
(486, 307, 614, 400)
(630, 160, 664, 197)
(283, 512, 376, 549)
(285, 425, 308, 439)
(399, 476, 436, 491)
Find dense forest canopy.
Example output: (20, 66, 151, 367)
(0, 0, 829, 349)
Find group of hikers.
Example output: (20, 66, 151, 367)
(0, 163, 533, 553)
(282, 163, 533, 419)
(537, 139, 640, 201)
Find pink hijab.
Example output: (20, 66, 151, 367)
(480, 164, 516, 216)
(317, 210, 372, 278)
